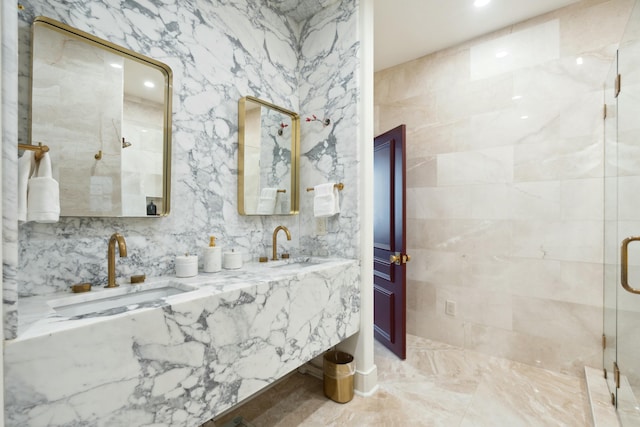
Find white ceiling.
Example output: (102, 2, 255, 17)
(373, 0, 580, 71)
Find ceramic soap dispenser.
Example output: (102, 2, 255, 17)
(203, 236, 222, 273)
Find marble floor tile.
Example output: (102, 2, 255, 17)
(210, 334, 590, 427)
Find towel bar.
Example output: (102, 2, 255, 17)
(18, 142, 49, 161)
(306, 183, 344, 192)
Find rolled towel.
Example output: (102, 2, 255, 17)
(27, 152, 60, 223)
(313, 183, 340, 217)
(256, 187, 277, 214)
(18, 151, 35, 222)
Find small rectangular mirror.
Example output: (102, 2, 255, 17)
(238, 96, 300, 215)
(29, 17, 172, 217)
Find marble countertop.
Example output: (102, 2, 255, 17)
(17, 256, 356, 341)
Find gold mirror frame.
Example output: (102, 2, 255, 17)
(238, 96, 300, 215)
(30, 16, 173, 217)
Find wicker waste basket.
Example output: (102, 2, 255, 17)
(323, 350, 356, 403)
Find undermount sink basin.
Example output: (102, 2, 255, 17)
(48, 283, 195, 317)
(268, 257, 326, 270)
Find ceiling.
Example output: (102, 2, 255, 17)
(373, 0, 580, 71)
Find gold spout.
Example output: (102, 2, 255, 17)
(106, 232, 127, 288)
(272, 225, 291, 261)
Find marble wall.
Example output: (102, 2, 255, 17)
(374, 0, 634, 376)
(11, 0, 360, 333)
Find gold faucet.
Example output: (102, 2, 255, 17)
(106, 232, 127, 288)
(272, 225, 291, 260)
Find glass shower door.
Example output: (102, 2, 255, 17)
(606, 1, 640, 423)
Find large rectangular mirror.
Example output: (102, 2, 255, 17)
(238, 96, 300, 215)
(29, 16, 172, 217)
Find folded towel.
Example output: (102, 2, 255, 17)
(18, 151, 35, 222)
(313, 183, 340, 217)
(256, 187, 277, 214)
(27, 152, 60, 223)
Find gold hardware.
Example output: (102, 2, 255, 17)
(402, 254, 411, 264)
(615, 74, 621, 98)
(259, 256, 268, 263)
(17, 4, 24, 10)
(277, 189, 287, 193)
(602, 334, 606, 350)
(18, 142, 49, 161)
(604, 368, 607, 380)
(130, 274, 146, 284)
(621, 237, 640, 294)
(306, 183, 344, 192)
(272, 225, 291, 260)
(612, 392, 616, 406)
(614, 362, 621, 389)
(390, 253, 401, 265)
(106, 233, 127, 288)
(603, 104, 607, 119)
(281, 253, 290, 259)
(94, 150, 103, 160)
(71, 283, 92, 293)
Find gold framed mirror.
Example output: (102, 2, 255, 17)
(238, 96, 300, 215)
(29, 16, 173, 217)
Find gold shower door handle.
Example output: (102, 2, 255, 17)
(621, 236, 640, 294)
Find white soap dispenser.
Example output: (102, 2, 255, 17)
(203, 236, 222, 273)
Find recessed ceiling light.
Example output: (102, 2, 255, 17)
(512, 95, 523, 100)
(576, 57, 584, 65)
(474, 0, 490, 7)
(144, 81, 155, 88)
(495, 51, 509, 59)
(521, 115, 529, 120)
(110, 63, 123, 69)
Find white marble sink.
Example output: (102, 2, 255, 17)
(267, 256, 327, 269)
(47, 282, 197, 317)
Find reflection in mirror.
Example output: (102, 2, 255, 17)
(238, 96, 299, 215)
(29, 17, 172, 217)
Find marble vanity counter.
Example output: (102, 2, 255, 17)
(6, 257, 360, 427)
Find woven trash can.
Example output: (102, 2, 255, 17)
(323, 350, 355, 403)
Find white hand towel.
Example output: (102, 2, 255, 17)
(256, 187, 277, 214)
(313, 183, 340, 217)
(18, 151, 35, 222)
(27, 152, 60, 223)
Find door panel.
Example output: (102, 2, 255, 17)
(373, 125, 407, 359)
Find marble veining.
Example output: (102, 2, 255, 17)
(214, 334, 590, 427)
(13, 0, 360, 307)
(3, 0, 20, 339)
(5, 258, 360, 426)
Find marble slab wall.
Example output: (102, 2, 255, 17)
(374, 0, 634, 376)
(2, 0, 19, 339)
(12, 0, 360, 314)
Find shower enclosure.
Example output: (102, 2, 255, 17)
(603, 0, 640, 424)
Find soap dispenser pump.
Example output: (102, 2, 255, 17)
(203, 236, 222, 273)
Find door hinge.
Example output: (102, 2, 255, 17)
(603, 104, 607, 119)
(614, 362, 621, 389)
(615, 74, 621, 98)
(612, 392, 616, 406)
(604, 368, 608, 379)
(602, 334, 606, 350)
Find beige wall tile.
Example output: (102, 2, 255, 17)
(375, 0, 636, 377)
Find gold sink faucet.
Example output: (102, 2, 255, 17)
(106, 232, 127, 288)
(272, 225, 291, 260)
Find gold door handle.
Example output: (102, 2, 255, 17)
(390, 253, 411, 265)
(621, 236, 640, 294)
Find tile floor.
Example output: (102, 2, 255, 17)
(208, 334, 592, 426)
